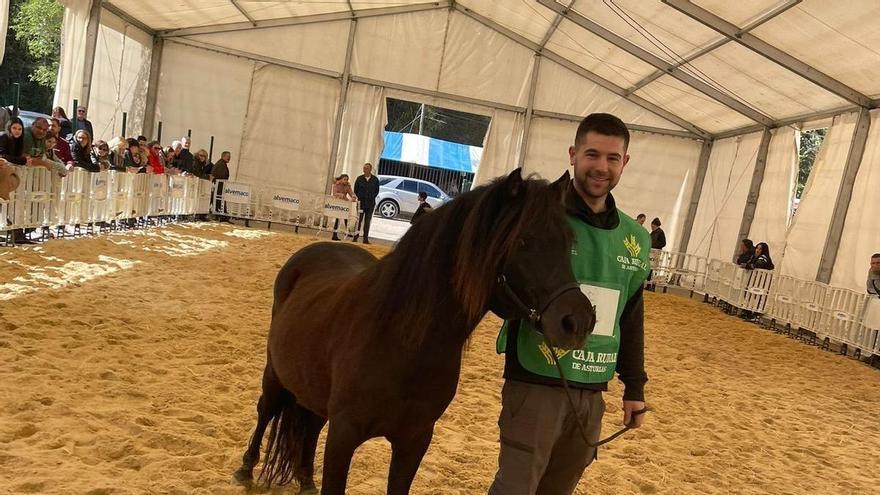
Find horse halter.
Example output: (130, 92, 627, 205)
(495, 274, 581, 326)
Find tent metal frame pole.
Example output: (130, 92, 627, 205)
(627, 0, 802, 93)
(229, 0, 257, 26)
(142, 37, 164, 138)
(536, 0, 773, 126)
(663, 0, 873, 108)
(712, 105, 860, 140)
(159, 1, 452, 38)
(103, 2, 155, 36)
(517, 54, 542, 169)
(79, 0, 103, 109)
(734, 127, 772, 258)
(676, 138, 713, 254)
(326, 19, 358, 194)
(816, 107, 871, 283)
(454, 5, 710, 139)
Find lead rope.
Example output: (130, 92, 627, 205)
(542, 332, 648, 448)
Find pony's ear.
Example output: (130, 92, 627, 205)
(504, 168, 525, 197)
(551, 170, 570, 199)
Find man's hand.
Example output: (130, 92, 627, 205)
(623, 400, 647, 428)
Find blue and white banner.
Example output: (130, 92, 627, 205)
(381, 131, 481, 173)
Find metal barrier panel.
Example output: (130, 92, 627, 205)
(795, 281, 830, 336)
(108, 171, 134, 221)
(704, 259, 724, 298)
(89, 171, 110, 224)
(823, 287, 871, 352)
(674, 253, 708, 293)
(13, 167, 54, 229)
(765, 274, 800, 326)
(740, 269, 773, 313)
(196, 179, 212, 214)
(649, 249, 674, 289)
(130, 174, 150, 218)
(149, 175, 169, 217)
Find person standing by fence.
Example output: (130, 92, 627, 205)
(353, 162, 379, 244)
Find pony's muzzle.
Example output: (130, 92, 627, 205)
(543, 291, 596, 350)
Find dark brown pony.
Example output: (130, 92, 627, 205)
(234, 169, 596, 494)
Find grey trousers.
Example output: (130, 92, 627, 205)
(488, 380, 605, 495)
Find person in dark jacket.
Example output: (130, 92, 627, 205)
(123, 138, 146, 172)
(72, 106, 94, 139)
(69, 130, 99, 172)
(353, 162, 380, 244)
(52, 107, 73, 138)
(211, 151, 231, 220)
(736, 239, 755, 266)
(178, 137, 194, 174)
(747, 242, 775, 270)
(0, 117, 27, 165)
(650, 217, 666, 250)
(410, 190, 432, 224)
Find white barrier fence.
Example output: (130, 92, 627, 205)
(213, 180, 361, 237)
(650, 249, 880, 358)
(0, 168, 212, 235)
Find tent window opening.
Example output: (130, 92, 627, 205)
(380, 98, 490, 197)
(793, 127, 828, 216)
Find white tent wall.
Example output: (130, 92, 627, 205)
(438, 12, 534, 108)
(186, 20, 350, 74)
(86, 9, 152, 142)
(351, 10, 448, 92)
(236, 65, 340, 194)
(0, 0, 8, 64)
(534, 59, 685, 131)
(615, 133, 702, 251)
(779, 111, 859, 280)
(333, 83, 388, 181)
(747, 127, 797, 259)
(155, 42, 254, 176)
(523, 116, 702, 247)
(54, 0, 92, 110)
(686, 131, 763, 261)
(473, 110, 525, 187)
(830, 109, 880, 291)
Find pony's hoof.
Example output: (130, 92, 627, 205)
(232, 467, 254, 486)
(298, 481, 318, 494)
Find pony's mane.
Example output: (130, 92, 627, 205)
(368, 173, 567, 347)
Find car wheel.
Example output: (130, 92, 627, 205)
(377, 199, 399, 219)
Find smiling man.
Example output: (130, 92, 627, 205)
(491, 113, 651, 495)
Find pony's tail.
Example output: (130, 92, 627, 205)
(258, 389, 309, 486)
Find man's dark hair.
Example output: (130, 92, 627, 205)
(126, 138, 139, 148)
(137, 135, 147, 141)
(872, 253, 880, 259)
(575, 113, 630, 150)
(418, 191, 428, 200)
(636, 213, 646, 220)
(651, 217, 661, 227)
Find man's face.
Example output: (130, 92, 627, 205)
(871, 257, 880, 274)
(222, 152, 230, 162)
(569, 131, 629, 202)
(139, 139, 147, 148)
(636, 216, 645, 225)
(77, 107, 87, 119)
(48, 120, 60, 137)
(363, 163, 372, 175)
(32, 121, 49, 139)
(182, 138, 191, 149)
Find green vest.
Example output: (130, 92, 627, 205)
(497, 212, 651, 384)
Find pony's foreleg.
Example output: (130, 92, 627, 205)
(386, 426, 434, 495)
(320, 418, 369, 495)
(233, 362, 284, 484)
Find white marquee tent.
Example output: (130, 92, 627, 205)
(37, 0, 880, 291)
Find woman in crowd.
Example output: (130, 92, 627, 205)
(331, 173, 356, 241)
(52, 107, 73, 138)
(192, 149, 211, 179)
(165, 141, 182, 171)
(91, 140, 111, 171)
(69, 129, 98, 172)
(747, 242, 775, 270)
(107, 137, 128, 172)
(0, 117, 26, 165)
(147, 141, 165, 174)
(40, 135, 70, 177)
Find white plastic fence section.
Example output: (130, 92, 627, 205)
(12, 167, 53, 228)
(89, 172, 111, 224)
(765, 274, 800, 327)
(823, 287, 870, 351)
(795, 281, 830, 337)
(740, 269, 773, 313)
(149, 175, 169, 217)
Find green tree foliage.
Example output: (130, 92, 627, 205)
(385, 98, 490, 147)
(0, 0, 63, 112)
(797, 128, 827, 199)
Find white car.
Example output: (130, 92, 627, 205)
(374, 175, 451, 219)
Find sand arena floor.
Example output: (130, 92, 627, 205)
(1, 223, 879, 494)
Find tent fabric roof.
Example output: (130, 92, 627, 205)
(100, 0, 880, 137)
